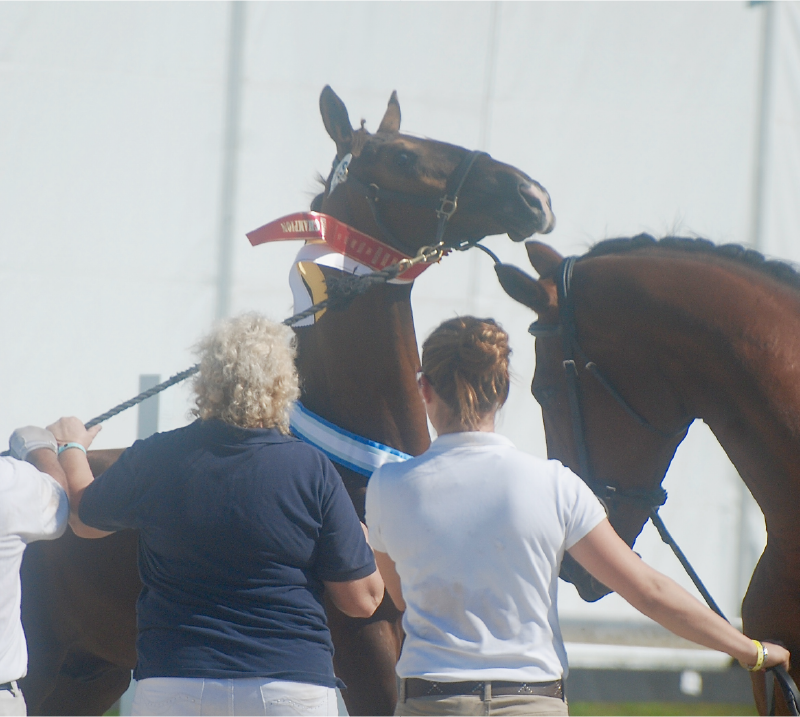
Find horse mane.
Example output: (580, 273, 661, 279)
(585, 234, 800, 290)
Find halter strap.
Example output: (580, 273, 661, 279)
(333, 150, 488, 255)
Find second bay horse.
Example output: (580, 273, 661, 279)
(19, 86, 554, 715)
(496, 236, 800, 714)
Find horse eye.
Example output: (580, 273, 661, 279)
(395, 152, 411, 167)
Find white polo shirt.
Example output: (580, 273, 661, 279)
(0, 457, 69, 683)
(365, 431, 605, 683)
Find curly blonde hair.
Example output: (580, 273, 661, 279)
(191, 313, 300, 432)
(421, 316, 511, 430)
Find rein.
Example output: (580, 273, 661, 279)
(539, 255, 800, 715)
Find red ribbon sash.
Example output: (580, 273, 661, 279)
(247, 212, 433, 281)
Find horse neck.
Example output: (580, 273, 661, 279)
(293, 196, 431, 457)
(579, 251, 800, 534)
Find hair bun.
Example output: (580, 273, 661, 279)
(421, 316, 511, 430)
(456, 322, 509, 370)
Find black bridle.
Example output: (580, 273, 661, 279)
(531, 255, 799, 715)
(328, 149, 487, 257)
(536, 255, 690, 510)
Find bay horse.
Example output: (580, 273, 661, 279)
(495, 235, 800, 714)
(19, 86, 554, 715)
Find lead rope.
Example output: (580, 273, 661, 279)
(649, 507, 799, 715)
(73, 242, 446, 431)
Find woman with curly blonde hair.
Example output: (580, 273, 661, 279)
(366, 316, 789, 716)
(41, 313, 384, 716)
(192, 313, 300, 431)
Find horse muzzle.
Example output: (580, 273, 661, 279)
(514, 181, 556, 238)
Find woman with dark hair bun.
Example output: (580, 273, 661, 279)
(366, 316, 789, 716)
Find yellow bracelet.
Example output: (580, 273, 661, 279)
(747, 640, 767, 672)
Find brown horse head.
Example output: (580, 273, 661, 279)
(315, 86, 555, 255)
(496, 240, 692, 602)
(499, 237, 800, 713)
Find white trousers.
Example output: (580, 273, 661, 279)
(131, 677, 338, 716)
(0, 682, 26, 717)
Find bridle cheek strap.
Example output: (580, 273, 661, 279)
(555, 256, 688, 506)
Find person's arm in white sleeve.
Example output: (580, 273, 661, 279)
(46, 417, 112, 538)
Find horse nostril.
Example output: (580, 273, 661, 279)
(519, 183, 543, 211)
(519, 182, 556, 233)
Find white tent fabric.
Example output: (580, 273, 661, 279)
(1, 1, 796, 673)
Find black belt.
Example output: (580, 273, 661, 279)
(0, 682, 15, 692)
(405, 678, 563, 700)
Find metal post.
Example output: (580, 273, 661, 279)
(112, 373, 163, 715)
(467, 1, 501, 314)
(137, 374, 161, 439)
(749, 0, 776, 253)
(736, 0, 776, 614)
(215, 1, 246, 320)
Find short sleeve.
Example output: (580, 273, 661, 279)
(79, 442, 147, 531)
(314, 458, 376, 582)
(3, 458, 69, 542)
(364, 467, 387, 554)
(558, 463, 607, 549)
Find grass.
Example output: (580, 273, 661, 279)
(568, 702, 757, 716)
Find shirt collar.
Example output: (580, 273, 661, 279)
(199, 418, 296, 445)
(428, 431, 515, 452)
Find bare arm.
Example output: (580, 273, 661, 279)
(324, 570, 385, 618)
(46, 418, 112, 539)
(568, 519, 790, 670)
(374, 550, 405, 612)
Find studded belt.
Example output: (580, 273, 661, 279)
(404, 678, 563, 700)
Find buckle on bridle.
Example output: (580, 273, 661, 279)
(436, 196, 458, 219)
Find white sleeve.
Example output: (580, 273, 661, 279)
(365, 467, 388, 554)
(558, 463, 607, 550)
(5, 458, 69, 543)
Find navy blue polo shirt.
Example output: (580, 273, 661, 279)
(79, 418, 376, 687)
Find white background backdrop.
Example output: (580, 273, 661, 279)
(2, 1, 798, 673)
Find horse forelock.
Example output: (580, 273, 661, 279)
(584, 234, 800, 291)
(348, 126, 371, 157)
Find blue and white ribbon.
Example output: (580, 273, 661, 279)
(289, 401, 412, 476)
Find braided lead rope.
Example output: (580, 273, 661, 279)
(79, 243, 446, 430)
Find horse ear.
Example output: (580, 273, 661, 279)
(525, 241, 563, 278)
(320, 86, 354, 156)
(377, 90, 401, 134)
(494, 264, 552, 313)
